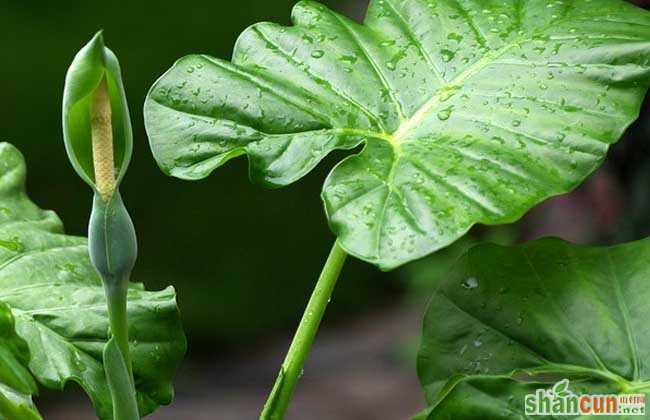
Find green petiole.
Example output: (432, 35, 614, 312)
(260, 241, 347, 420)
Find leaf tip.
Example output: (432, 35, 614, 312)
(90, 29, 105, 46)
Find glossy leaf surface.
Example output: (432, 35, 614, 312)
(418, 237, 650, 419)
(146, 0, 650, 269)
(0, 143, 186, 419)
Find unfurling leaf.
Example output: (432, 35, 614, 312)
(418, 237, 650, 419)
(145, 0, 650, 269)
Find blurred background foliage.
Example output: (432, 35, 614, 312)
(1, 0, 650, 418)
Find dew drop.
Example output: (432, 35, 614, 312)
(339, 54, 358, 64)
(437, 106, 453, 121)
(447, 33, 463, 42)
(461, 277, 478, 289)
(440, 49, 455, 62)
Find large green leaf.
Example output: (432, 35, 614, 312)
(0, 143, 186, 419)
(418, 237, 650, 419)
(145, 0, 650, 269)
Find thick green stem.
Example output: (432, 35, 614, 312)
(260, 241, 348, 420)
(103, 279, 139, 420)
(105, 281, 133, 378)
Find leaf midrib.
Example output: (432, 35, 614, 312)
(390, 41, 519, 143)
(354, 9, 606, 146)
(158, 19, 560, 149)
(521, 249, 612, 374)
(329, 40, 521, 147)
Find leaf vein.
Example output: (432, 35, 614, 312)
(606, 250, 641, 380)
(402, 154, 501, 215)
(381, 0, 446, 84)
(198, 55, 332, 126)
(325, 9, 408, 122)
(455, 113, 601, 158)
(252, 26, 388, 132)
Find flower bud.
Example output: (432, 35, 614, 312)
(62, 31, 132, 196)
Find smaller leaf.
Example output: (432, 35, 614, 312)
(418, 237, 650, 419)
(62, 31, 133, 191)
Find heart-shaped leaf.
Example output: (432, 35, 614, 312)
(145, 0, 650, 269)
(418, 237, 650, 419)
(0, 143, 186, 419)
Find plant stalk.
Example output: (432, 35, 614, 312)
(105, 281, 133, 378)
(90, 75, 138, 419)
(91, 75, 132, 375)
(260, 241, 347, 420)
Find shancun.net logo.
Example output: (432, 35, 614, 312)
(525, 379, 646, 416)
